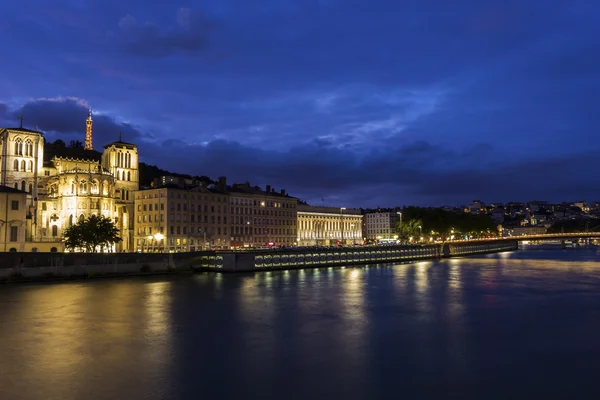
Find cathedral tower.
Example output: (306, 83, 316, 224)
(101, 134, 139, 252)
(84, 107, 93, 150)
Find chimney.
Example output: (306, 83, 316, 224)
(266, 184, 271, 193)
(218, 176, 226, 190)
(280, 189, 286, 196)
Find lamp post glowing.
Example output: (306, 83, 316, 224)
(154, 233, 164, 252)
(147, 235, 153, 253)
(340, 207, 346, 245)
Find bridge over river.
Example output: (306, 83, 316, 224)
(450, 232, 600, 243)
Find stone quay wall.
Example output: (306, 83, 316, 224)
(0, 240, 518, 282)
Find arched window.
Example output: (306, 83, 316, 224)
(14, 182, 18, 190)
(21, 180, 25, 192)
(79, 181, 87, 193)
(126, 190, 130, 201)
(21, 160, 25, 171)
(14, 159, 19, 171)
(127, 153, 131, 168)
(71, 182, 75, 194)
(14, 138, 22, 155)
(31, 247, 38, 253)
(79, 214, 85, 223)
(9, 248, 17, 253)
(28, 160, 33, 172)
(91, 181, 99, 194)
(25, 140, 33, 156)
(50, 247, 57, 253)
(52, 225, 58, 237)
(118, 151, 122, 167)
(28, 183, 33, 193)
(127, 171, 131, 181)
(69, 215, 73, 227)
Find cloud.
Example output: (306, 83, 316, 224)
(6, 97, 149, 146)
(116, 8, 213, 57)
(138, 136, 600, 207)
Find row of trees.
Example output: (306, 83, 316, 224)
(396, 207, 498, 241)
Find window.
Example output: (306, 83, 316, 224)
(9, 248, 17, 252)
(50, 247, 57, 253)
(11, 200, 19, 210)
(31, 247, 38, 252)
(14, 159, 19, 171)
(28, 160, 33, 172)
(10, 226, 18, 242)
(21, 160, 25, 171)
(28, 183, 32, 193)
(52, 225, 58, 237)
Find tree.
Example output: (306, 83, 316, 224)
(69, 140, 84, 149)
(63, 214, 121, 252)
(396, 218, 423, 242)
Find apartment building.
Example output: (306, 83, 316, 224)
(229, 183, 298, 247)
(134, 185, 230, 252)
(363, 209, 400, 240)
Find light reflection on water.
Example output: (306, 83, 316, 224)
(2, 247, 600, 399)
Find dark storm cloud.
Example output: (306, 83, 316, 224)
(139, 138, 600, 206)
(2, 0, 600, 205)
(8, 98, 148, 146)
(116, 8, 213, 58)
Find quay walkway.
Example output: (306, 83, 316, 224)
(190, 240, 518, 272)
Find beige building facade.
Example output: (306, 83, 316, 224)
(297, 205, 362, 246)
(134, 186, 231, 252)
(0, 112, 138, 252)
(229, 183, 298, 248)
(364, 211, 400, 240)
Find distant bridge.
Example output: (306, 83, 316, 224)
(451, 232, 600, 244)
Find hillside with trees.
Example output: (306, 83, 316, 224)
(43, 139, 214, 188)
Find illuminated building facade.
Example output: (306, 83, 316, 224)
(134, 186, 230, 252)
(0, 110, 139, 252)
(364, 210, 400, 240)
(297, 204, 362, 246)
(228, 183, 298, 248)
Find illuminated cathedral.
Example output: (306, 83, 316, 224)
(0, 108, 138, 252)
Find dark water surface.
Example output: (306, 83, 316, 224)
(2, 246, 600, 399)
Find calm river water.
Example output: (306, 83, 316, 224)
(2, 246, 600, 399)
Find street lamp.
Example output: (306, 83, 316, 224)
(418, 225, 422, 242)
(198, 228, 207, 250)
(340, 207, 346, 245)
(154, 233, 164, 252)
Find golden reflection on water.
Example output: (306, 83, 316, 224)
(144, 281, 172, 337)
(0, 280, 176, 399)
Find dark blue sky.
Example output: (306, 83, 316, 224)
(1, 0, 599, 207)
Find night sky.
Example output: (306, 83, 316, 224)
(1, 0, 599, 207)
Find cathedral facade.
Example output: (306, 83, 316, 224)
(0, 109, 139, 252)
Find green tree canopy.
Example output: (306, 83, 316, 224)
(63, 214, 121, 252)
(399, 207, 496, 239)
(396, 218, 423, 241)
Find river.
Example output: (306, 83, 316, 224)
(1, 245, 600, 399)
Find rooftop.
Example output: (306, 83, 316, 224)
(0, 185, 26, 194)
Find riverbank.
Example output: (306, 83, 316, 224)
(0, 240, 518, 283)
